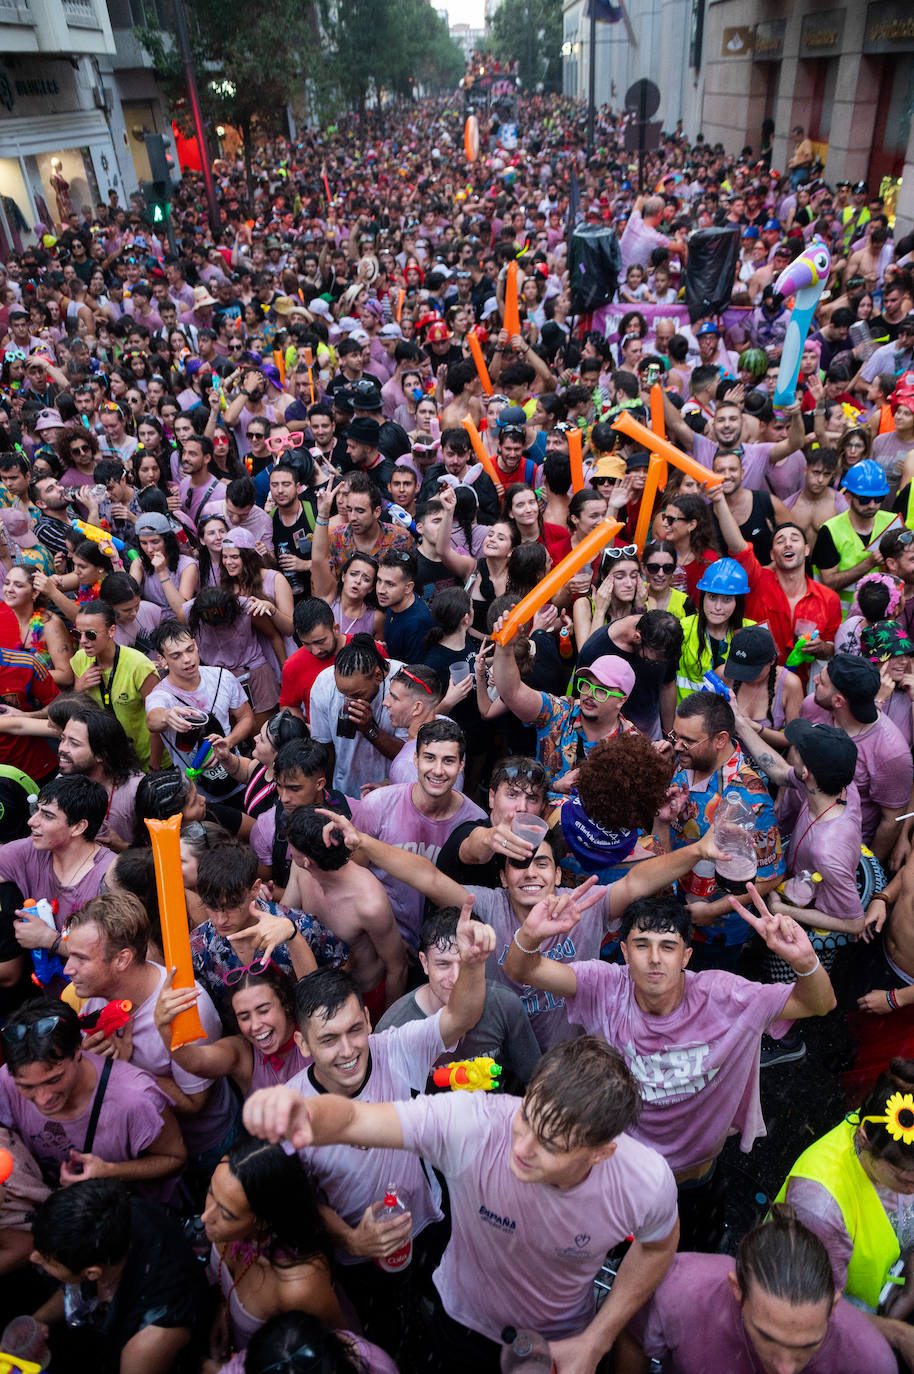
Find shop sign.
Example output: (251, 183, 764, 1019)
(864, 0, 914, 53)
(800, 10, 845, 55)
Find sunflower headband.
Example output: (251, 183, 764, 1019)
(863, 1091, 914, 1145)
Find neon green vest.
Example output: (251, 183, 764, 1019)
(675, 614, 755, 701)
(818, 509, 897, 612)
(774, 1116, 899, 1310)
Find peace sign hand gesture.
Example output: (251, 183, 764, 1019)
(728, 882, 818, 973)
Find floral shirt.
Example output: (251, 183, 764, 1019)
(191, 900, 349, 1025)
(328, 521, 414, 579)
(533, 691, 639, 795)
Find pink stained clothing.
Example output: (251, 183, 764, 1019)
(81, 963, 238, 1157)
(620, 209, 671, 272)
(387, 730, 466, 789)
(798, 697, 913, 842)
(233, 404, 278, 456)
(209, 1242, 264, 1347)
(137, 553, 196, 610)
(101, 772, 142, 847)
(0, 838, 114, 928)
(289, 1011, 453, 1265)
(628, 1250, 896, 1373)
(395, 1091, 678, 1343)
(349, 784, 485, 948)
(178, 474, 228, 526)
(0, 1053, 169, 1185)
(113, 599, 164, 648)
(564, 962, 793, 1174)
(330, 597, 376, 637)
(247, 1042, 307, 1096)
(776, 771, 865, 923)
(182, 597, 275, 677)
(0, 1124, 51, 1232)
(471, 885, 620, 1051)
(217, 502, 274, 551)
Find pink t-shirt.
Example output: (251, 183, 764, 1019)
(0, 839, 114, 928)
(471, 886, 620, 1051)
(395, 1091, 677, 1342)
(0, 1053, 168, 1185)
(81, 963, 237, 1156)
(777, 771, 865, 922)
(290, 1011, 452, 1263)
(350, 784, 485, 947)
(629, 1251, 896, 1373)
(799, 698, 913, 841)
(565, 962, 792, 1174)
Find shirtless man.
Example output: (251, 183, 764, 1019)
(281, 805, 409, 1018)
(438, 359, 484, 430)
(784, 448, 847, 544)
(857, 844, 914, 1015)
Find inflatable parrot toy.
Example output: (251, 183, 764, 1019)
(772, 239, 831, 405)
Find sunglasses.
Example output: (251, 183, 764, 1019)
(605, 544, 638, 560)
(70, 445, 92, 456)
(2, 1014, 61, 1043)
(77, 628, 100, 641)
(223, 956, 274, 987)
(660, 513, 685, 525)
(248, 431, 267, 441)
(265, 432, 304, 452)
(645, 561, 676, 574)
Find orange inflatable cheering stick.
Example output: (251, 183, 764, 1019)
(612, 411, 724, 491)
(467, 331, 493, 396)
(503, 261, 520, 339)
(649, 382, 668, 490)
(462, 417, 505, 498)
(568, 426, 585, 492)
(491, 518, 622, 646)
(146, 814, 206, 1049)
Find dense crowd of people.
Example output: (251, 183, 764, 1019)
(0, 84, 914, 1374)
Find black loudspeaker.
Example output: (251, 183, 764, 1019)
(684, 225, 741, 322)
(568, 224, 621, 314)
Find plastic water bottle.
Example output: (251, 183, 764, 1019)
(372, 1183, 412, 1273)
(782, 869, 821, 906)
(713, 791, 757, 893)
(500, 1326, 555, 1371)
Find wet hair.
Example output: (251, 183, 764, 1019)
(524, 1036, 641, 1150)
(286, 806, 349, 872)
(391, 662, 441, 699)
(636, 609, 684, 662)
(65, 891, 149, 964)
(197, 839, 260, 907)
(620, 895, 692, 946)
(243, 1312, 365, 1374)
(273, 739, 331, 783)
(73, 540, 112, 577)
(132, 768, 194, 844)
(99, 571, 139, 607)
(489, 756, 547, 798)
(857, 578, 893, 623)
(735, 1204, 834, 1310)
(507, 541, 548, 597)
(543, 452, 572, 494)
(264, 709, 307, 751)
(295, 968, 364, 1029)
(857, 1058, 914, 1167)
(2, 996, 82, 1072)
(416, 717, 466, 761)
(229, 962, 297, 1030)
(576, 733, 674, 834)
(807, 446, 839, 475)
(676, 689, 736, 738)
(154, 619, 195, 655)
(418, 905, 462, 955)
(31, 1178, 132, 1273)
(36, 775, 108, 840)
(224, 1133, 333, 1270)
(425, 586, 471, 649)
(57, 699, 138, 786)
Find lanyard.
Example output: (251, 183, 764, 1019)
(99, 644, 120, 713)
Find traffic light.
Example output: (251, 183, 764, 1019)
(141, 179, 170, 225)
(145, 133, 175, 184)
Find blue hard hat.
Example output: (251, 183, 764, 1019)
(696, 557, 751, 596)
(841, 459, 890, 500)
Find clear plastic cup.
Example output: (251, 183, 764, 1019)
(510, 814, 550, 868)
(449, 662, 471, 684)
(174, 707, 209, 753)
(2, 1315, 50, 1365)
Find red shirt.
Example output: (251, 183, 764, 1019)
(280, 640, 349, 721)
(734, 544, 842, 665)
(541, 522, 572, 564)
(0, 647, 59, 780)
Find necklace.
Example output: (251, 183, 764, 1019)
(217, 1240, 261, 1314)
(792, 798, 842, 855)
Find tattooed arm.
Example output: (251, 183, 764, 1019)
(730, 698, 791, 786)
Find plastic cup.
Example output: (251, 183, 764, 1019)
(510, 814, 550, 868)
(2, 1315, 50, 1365)
(174, 707, 209, 753)
(449, 662, 471, 684)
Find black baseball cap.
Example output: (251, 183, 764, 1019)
(784, 719, 858, 794)
(826, 652, 880, 724)
(724, 626, 777, 682)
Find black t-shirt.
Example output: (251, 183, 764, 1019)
(99, 1199, 207, 1349)
(273, 501, 315, 597)
(811, 523, 846, 571)
(437, 816, 501, 889)
(414, 551, 457, 603)
(576, 630, 674, 738)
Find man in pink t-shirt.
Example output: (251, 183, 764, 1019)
(503, 889, 836, 1249)
(243, 1035, 678, 1374)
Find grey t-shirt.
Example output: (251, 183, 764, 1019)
(376, 982, 542, 1087)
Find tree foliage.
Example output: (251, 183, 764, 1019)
(321, 0, 465, 110)
(488, 0, 562, 93)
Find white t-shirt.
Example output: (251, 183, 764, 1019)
(309, 660, 406, 796)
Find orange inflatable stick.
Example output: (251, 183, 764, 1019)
(467, 331, 493, 396)
(568, 426, 585, 492)
(632, 455, 664, 553)
(146, 814, 206, 1049)
(611, 411, 723, 489)
(503, 261, 520, 339)
(0, 1148, 12, 1184)
(462, 417, 504, 497)
(649, 382, 668, 489)
(492, 518, 622, 646)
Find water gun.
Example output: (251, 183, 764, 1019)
(72, 518, 138, 564)
(21, 899, 66, 988)
(384, 501, 417, 538)
(0, 1148, 12, 1184)
(432, 1056, 502, 1091)
(78, 999, 132, 1037)
(186, 740, 214, 780)
(786, 629, 819, 668)
(702, 670, 729, 697)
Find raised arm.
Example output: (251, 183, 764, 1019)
(438, 898, 494, 1044)
(310, 481, 339, 602)
(315, 809, 470, 909)
(729, 698, 791, 786)
(491, 617, 546, 724)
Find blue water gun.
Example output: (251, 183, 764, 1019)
(702, 670, 729, 698)
(185, 740, 214, 780)
(384, 501, 418, 538)
(22, 898, 67, 988)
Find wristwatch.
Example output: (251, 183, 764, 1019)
(364, 721, 380, 743)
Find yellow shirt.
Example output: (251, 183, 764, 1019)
(69, 643, 156, 768)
